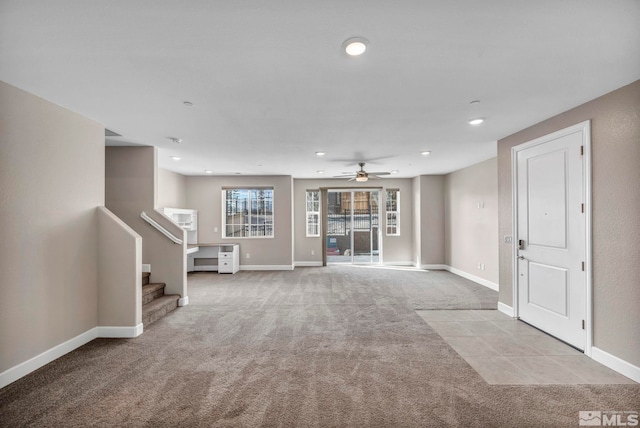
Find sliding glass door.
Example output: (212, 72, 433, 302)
(326, 190, 381, 264)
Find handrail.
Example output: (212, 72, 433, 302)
(140, 211, 183, 245)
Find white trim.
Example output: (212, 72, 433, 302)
(591, 347, 640, 383)
(194, 266, 218, 272)
(420, 264, 448, 270)
(444, 266, 499, 291)
(0, 328, 98, 389)
(178, 296, 189, 306)
(498, 302, 515, 318)
(96, 324, 143, 338)
(294, 261, 323, 267)
(141, 264, 151, 273)
(383, 261, 415, 267)
(511, 120, 593, 355)
(0, 323, 149, 388)
(239, 265, 294, 271)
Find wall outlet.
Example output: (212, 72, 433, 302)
(481, 263, 485, 270)
(476, 201, 484, 209)
(477, 263, 481, 270)
(246, 253, 250, 259)
(214, 226, 218, 233)
(311, 250, 315, 256)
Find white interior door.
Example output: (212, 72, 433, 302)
(515, 122, 589, 350)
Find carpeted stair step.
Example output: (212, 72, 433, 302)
(142, 272, 150, 286)
(142, 294, 179, 326)
(142, 283, 166, 305)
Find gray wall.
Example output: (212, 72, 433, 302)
(97, 207, 142, 327)
(444, 158, 499, 283)
(157, 168, 187, 209)
(106, 147, 187, 297)
(293, 178, 414, 265)
(0, 81, 104, 372)
(417, 175, 446, 267)
(498, 79, 640, 367)
(186, 175, 294, 267)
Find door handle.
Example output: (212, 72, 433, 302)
(518, 255, 526, 260)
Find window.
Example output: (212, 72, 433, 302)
(386, 189, 400, 236)
(306, 190, 320, 237)
(223, 188, 274, 238)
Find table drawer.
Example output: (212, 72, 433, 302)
(218, 260, 233, 272)
(219, 252, 233, 259)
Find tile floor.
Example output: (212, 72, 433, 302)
(415, 309, 636, 385)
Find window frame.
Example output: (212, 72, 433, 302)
(385, 188, 400, 236)
(222, 188, 274, 239)
(305, 190, 321, 237)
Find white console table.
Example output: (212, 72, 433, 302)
(187, 243, 240, 274)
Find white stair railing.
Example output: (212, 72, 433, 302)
(140, 211, 183, 245)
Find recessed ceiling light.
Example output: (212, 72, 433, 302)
(317, 170, 324, 174)
(391, 170, 399, 174)
(343, 37, 368, 56)
(468, 118, 484, 125)
(469, 100, 480, 105)
(315, 151, 326, 156)
(420, 151, 431, 156)
(205, 170, 213, 174)
(183, 101, 193, 107)
(171, 156, 181, 161)
(167, 137, 183, 143)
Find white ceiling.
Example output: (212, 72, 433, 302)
(1, 1, 639, 178)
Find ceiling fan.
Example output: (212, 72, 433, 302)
(334, 162, 391, 182)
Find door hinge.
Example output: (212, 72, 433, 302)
(581, 203, 584, 213)
(580, 145, 584, 156)
(582, 261, 585, 271)
(582, 320, 585, 330)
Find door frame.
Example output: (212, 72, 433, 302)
(511, 120, 593, 356)
(321, 187, 383, 266)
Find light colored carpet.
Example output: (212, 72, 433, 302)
(0, 266, 638, 427)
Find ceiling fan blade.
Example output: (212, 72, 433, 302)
(333, 174, 356, 178)
(348, 177, 356, 181)
(368, 172, 391, 175)
(368, 175, 382, 180)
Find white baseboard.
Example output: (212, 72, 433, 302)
(384, 261, 415, 267)
(193, 266, 217, 271)
(294, 261, 323, 267)
(178, 296, 189, 306)
(498, 302, 515, 318)
(444, 266, 499, 292)
(240, 265, 294, 271)
(0, 327, 98, 389)
(0, 323, 147, 389)
(141, 264, 151, 273)
(421, 264, 448, 270)
(96, 324, 143, 338)
(591, 346, 640, 383)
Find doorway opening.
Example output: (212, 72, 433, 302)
(326, 190, 381, 264)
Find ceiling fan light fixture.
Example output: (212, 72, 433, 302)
(355, 176, 368, 182)
(343, 37, 368, 56)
